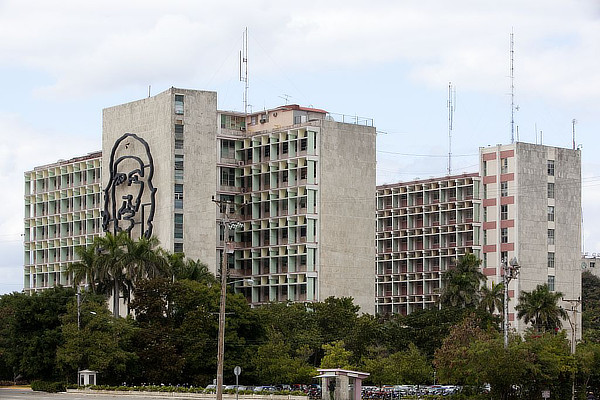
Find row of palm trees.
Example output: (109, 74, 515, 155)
(68, 232, 214, 316)
(440, 253, 568, 333)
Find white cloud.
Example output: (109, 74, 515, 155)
(0, 0, 597, 105)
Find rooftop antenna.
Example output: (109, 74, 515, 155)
(148, 85, 151, 98)
(510, 30, 519, 143)
(279, 94, 292, 105)
(447, 82, 456, 175)
(240, 27, 249, 116)
(572, 119, 577, 150)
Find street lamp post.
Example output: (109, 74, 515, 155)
(213, 197, 246, 400)
(502, 257, 520, 349)
(563, 297, 581, 400)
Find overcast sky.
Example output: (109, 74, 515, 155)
(1, 0, 599, 294)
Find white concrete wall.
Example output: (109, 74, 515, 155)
(102, 88, 217, 270)
(318, 120, 376, 314)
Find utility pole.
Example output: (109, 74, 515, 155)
(503, 257, 520, 348)
(213, 196, 245, 400)
(563, 297, 581, 400)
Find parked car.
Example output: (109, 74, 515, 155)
(254, 386, 277, 392)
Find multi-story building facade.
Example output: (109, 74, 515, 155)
(23, 152, 103, 293)
(101, 88, 377, 312)
(375, 173, 482, 315)
(480, 142, 581, 335)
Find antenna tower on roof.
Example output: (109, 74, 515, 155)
(240, 27, 249, 116)
(510, 30, 518, 144)
(447, 82, 456, 175)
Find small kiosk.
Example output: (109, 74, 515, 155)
(315, 369, 370, 400)
(78, 369, 98, 386)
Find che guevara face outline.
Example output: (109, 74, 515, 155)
(102, 133, 156, 238)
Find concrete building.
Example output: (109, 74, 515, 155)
(375, 173, 482, 315)
(480, 142, 581, 335)
(101, 87, 377, 312)
(23, 152, 103, 293)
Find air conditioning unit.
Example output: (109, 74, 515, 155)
(238, 161, 244, 166)
(260, 118, 267, 124)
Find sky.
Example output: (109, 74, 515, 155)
(1, 0, 600, 294)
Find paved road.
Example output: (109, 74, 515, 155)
(0, 388, 213, 400)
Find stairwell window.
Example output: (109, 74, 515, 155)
(174, 214, 183, 239)
(501, 158, 508, 174)
(548, 275, 555, 291)
(548, 206, 555, 221)
(548, 252, 555, 268)
(174, 95, 184, 115)
(547, 183, 554, 199)
(501, 182, 508, 197)
(548, 229, 555, 245)
(175, 184, 183, 209)
(501, 204, 508, 220)
(501, 228, 508, 243)
(548, 160, 555, 176)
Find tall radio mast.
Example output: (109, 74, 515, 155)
(240, 27, 249, 116)
(510, 31, 517, 143)
(447, 82, 456, 175)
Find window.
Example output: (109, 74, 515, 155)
(175, 155, 184, 180)
(174, 243, 184, 253)
(175, 184, 183, 209)
(501, 182, 508, 197)
(175, 125, 184, 150)
(501, 228, 508, 243)
(483, 230, 487, 245)
(548, 206, 555, 221)
(282, 142, 288, 154)
(174, 214, 183, 239)
(548, 229, 555, 245)
(501, 158, 508, 174)
(300, 138, 307, 152)
(220, 168, 235, 187)
(174, 95, 184, 114)
(483, 184, 487, 199)
(548, 275, 555, 291)
(547, 183, 554, 199)
(300, 168, 307, 180)
(501, 251, 508, 265)
(264, 146, 270, 158)
(483, 160, 487, 176)
(548, 160, 555, 176)
(548, 252, 555, 268)
(501, 204, 508, 220)
(483, 207, 487, 222)
(591, 262, 596, 268)
(220, 140, 236, 159)
(282, 170, 288, 183)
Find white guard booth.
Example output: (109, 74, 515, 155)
(315, 369, 370, 400)
(78, 369, 98, 386)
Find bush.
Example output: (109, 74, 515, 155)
(30, 380, 66, 393)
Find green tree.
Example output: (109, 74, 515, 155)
(516, 284, 568, 333)
(320, 340, 353, 369)
(56, 293, 138, 385)
(439, 253, 486, 308)
(433, 314, 491, 386)
(253, 330, 316, 384)
(0, 287, 74, 381)
(479, 281, 504, 315)
(582, 270, 600, 335)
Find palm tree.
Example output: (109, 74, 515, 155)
(479, 282, 505, 314)
(68, 244, 100, 293)
(515, 284, 568, 333)
(93, 232, 129, 317)
(439, 253, 486, 308)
